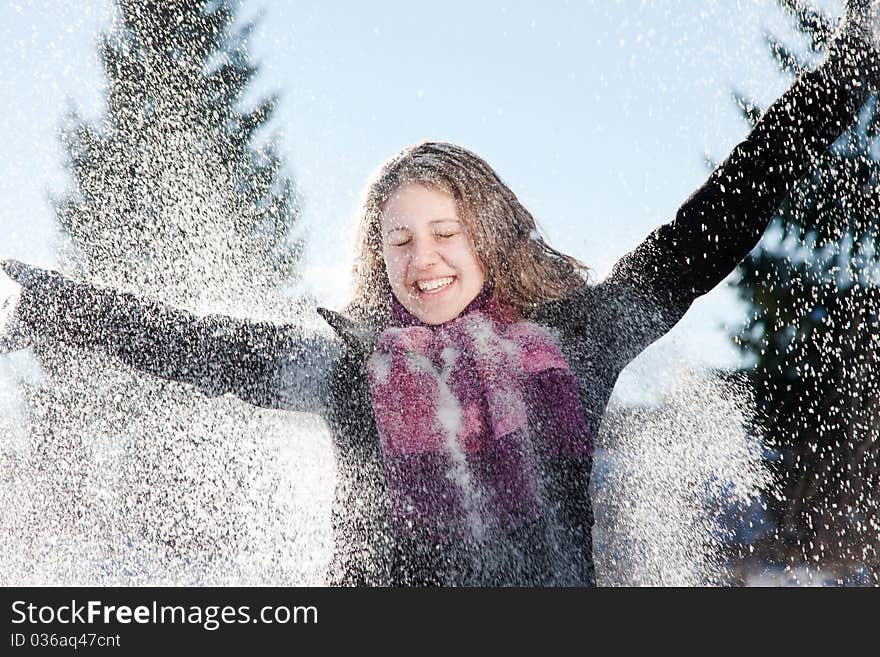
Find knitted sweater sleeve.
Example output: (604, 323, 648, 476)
(2, 259, 336, 414)
(589, 36, 878, 372)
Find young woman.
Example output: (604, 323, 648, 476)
(2, 4, 879, 586)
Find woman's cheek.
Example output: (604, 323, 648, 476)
(385, 252, 408, 289)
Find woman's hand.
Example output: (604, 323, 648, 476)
(843, 0, 880, 51)
(0, 259, 110, 349)
(830, 0, 880, 90)
(0, 266, 28, 353)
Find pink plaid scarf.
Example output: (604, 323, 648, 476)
(367, 292, 592, 541)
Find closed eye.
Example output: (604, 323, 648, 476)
(386, 228, 412, 246)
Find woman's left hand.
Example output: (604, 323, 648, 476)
(844, 0, 880, 44)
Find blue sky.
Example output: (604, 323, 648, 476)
(0, 0, 839, 376)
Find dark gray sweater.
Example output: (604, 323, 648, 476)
(6, 40, 877, 585)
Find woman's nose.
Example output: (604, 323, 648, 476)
(411, 240, 439, 269)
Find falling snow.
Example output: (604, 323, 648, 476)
(1, 0, 880, 587)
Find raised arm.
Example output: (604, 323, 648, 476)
(614, 11, 879, 308)
(1, 259, 336, 414)
(590, 7, 880, 366)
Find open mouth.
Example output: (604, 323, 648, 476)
(415, 275, 456, 295)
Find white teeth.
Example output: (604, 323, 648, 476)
(417, 276, 454, 292)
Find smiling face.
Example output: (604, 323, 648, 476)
(380, 183, 487, 325)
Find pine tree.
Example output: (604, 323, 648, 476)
(733, 0, 880, 580)
(58, 0, 300, 301)
(0, 1, 322, 584)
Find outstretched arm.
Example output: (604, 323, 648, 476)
(595, 7, 880, 365)
(1, 260, 336, 414)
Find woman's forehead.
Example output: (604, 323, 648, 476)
(380, 183, 459, 229)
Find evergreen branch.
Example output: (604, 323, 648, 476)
(231, 96, 277, 144)
(203, 60, 258, 105)
(777, 0, 836, 52)
(765, 32, 809, 77)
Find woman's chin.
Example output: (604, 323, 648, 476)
(414, 307, 459, 325)
(407, 283, 459, 324)
(411, 298, 466, 325)
(397, 278, 484, 325)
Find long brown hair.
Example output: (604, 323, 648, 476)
(346, 141, 589, 324)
